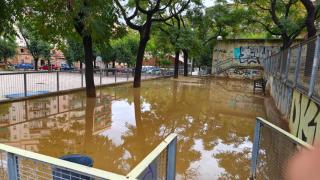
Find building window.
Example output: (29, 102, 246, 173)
(21, 49, 24, 53)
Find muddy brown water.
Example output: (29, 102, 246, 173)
(0, 77, 275, 179)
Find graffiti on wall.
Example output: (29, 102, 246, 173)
(269, 76, 292, 117)
(289, 90, 320, 144)
(234, 46, 279, 64)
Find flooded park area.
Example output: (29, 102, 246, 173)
(0, 77, 284, 179)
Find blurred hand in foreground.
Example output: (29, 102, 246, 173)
(285, 147, 320, 180)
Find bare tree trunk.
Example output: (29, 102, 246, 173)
(83, 35, 96, 97)
(134, 21, 151, 88)
(47, 58, 51, 71)
(34, 58, 39, 71)
(183, 49, 188, 76)
(174, 50, 179, 78)
(301, 0, 317, 38)
(80, 61, 83, 70)
(3, 58, 7, 70)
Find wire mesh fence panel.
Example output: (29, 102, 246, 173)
(255, 126, 299, 180)
(0, 150, 8, 179)
(280, 50, 289, 80)
(313, 60, 320, 96)
(26, 72, 57, 97)
(94, 70, 101, 86)
(297, 38, 316, 90)
(275, 53, 282, 78)
(15, 155, 104, 180)
(270, 55, 276, 77)
(116, 70, 132, 83)
(0, 73, 25, 100)
(287, 45, 300, 84)
(59, 72, 82, 91)
(135, 145, 168, 180)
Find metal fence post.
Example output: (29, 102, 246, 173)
(56, 71, 59, 92)
(7, 153, 18, 180)
(114, 69, 117, 83)
(284, 48, 291, 82)
(100, 69, 102, 85)
(81, 70, 84, 87)
(293, 44, 302, 87)
(250, 118, 262, 180)
(166, 137, 177, 180)
(308, 36, 320, 97)
(23, 73, 27, 97)
(126, 69, 129, 81)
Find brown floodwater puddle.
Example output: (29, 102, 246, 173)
(0, 77, 268, 179)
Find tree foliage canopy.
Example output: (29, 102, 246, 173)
(0, 38, 17, 62)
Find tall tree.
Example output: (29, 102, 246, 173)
(61, 38, 85, 69)
(300, 0, 319, 76)
(300, 0, 317, 38)
(27, 0, 116, 97)
(114, 0, 193, 87)
(18, 23, 52, 71)
(0, 1, 24, 36)
(0, 38, 17, 66)
(241, 0, 306, 49)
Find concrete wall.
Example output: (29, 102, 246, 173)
(212, 39, 282, 79)
(289, 90, 320, 144)
(212, 39, 282, 63)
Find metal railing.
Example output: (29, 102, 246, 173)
(0, 68, 174, 102)
(0, 133, 177, 180)
(263, 35, 320, 101)
(250, 117, 312, 179)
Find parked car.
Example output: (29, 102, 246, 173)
(60, 64, 75, 71)
(15, 63, 34, 70)
(147, 67, 161, 75)
(40, 64, 58, 70)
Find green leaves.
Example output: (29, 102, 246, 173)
(18, 21, 52, 61)
(62, 39, 84, 64)
(96, 31, 139, 66)
(0, 0, 24, 37)
(0, 38, 17, 61)
(26, 0, 116, 45)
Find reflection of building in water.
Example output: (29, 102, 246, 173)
(0, 92, 113, 152)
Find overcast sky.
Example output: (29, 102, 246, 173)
(203, 0, 215, 7)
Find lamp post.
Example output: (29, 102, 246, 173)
(216, 36, 223, 63)
(214, 36, 223, 75)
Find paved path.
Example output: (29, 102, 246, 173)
(0, 71, 159, 100)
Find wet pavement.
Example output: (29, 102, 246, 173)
(0, 77, 270, 179)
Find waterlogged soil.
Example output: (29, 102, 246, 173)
(0, 77, 268, 179)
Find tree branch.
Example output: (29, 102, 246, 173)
(151, 0, 191, 22)
(114, 0, 142, 30)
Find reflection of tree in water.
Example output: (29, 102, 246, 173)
(37, 97, 129, 174)
(215, 148, 251, 180)
(112, 79, 264, 178)
(33, 78, 265, 178)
